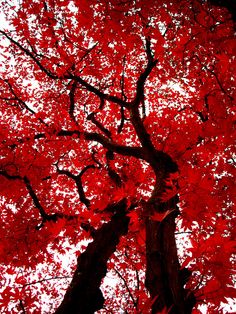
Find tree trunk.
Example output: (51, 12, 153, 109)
(145, 196, 196, 314)
(55, 200, 129, 314)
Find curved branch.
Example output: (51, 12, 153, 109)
(87, 112, 112, 138)
(70, 74, 129, 108)
(52, 130, 145, 160)
(0, 30, 58, 79)
(0, 171, 77, 227)
(0, 79, 47, 125)
(5, 128, 144, 160)
(132, 38, 158, 107)
(128, 38, 158, 152)
(69, 80, 78, 122)
(56, 164, 95, 209)
(0, 170, 22, 181)
(23, 176, 48, 220)
(114, 268, 137, 308)
(83, 131, 144, 159)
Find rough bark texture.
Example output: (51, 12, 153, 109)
(145, 196, 196, 314)
(54, 200, 129, 314)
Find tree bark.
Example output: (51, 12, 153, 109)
(55, 200, 129, 314)
(145, 196, 196, 314)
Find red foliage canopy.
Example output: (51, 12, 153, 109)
(0, 0, 235, 313)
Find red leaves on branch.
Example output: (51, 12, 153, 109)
(0, 0, 235, 313)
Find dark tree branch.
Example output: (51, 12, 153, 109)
(23, 176, 48, 220)
(0, 170, 22, 181)
(118, 105, 125, 133)
(6, 129, 145, 160)
(0, 30, 58, 79)
(4, 128, 177, 173)
(145, 36, 155, 63)
(0, 32, 177, 173)
(120, 56, 128, 101)
(105, 150, 122, 187)
(133, 38, 158, 107)
(57, 130, 146, 160)
(135, 268, 140, 293)
(87, 112, 112, 138)
(0, 171, 77, 228)
(68, 80, 78, 122)
(130, 106, 155, 153)
(196, 111, 208, 122)
(21, 276, 72, 288)
(1, 79, 35, 115)
(80, 221, 96, 237)
(99, 97, 105, 110)
(70, 74, 129, 108)
(0, 79, 47, 125)
(127, 38, 158, 153)
(2, 30, 156, 161)
(19, 300, 26, 314)
(72, 172, 92, 209)
(56, 164, 95, 209)
(78, 43, 98, 63)
(117, 56, 127, 134)
(114, 268, 137, 308)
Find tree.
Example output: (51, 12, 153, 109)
(0, 0, 235, 313)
